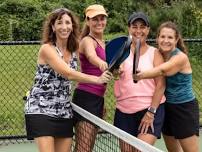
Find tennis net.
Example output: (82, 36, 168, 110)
(71, 102, 164, 152)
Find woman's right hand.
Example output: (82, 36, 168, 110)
(98, 70, 113, 84)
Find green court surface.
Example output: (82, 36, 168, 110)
(0, 133, 202, 152)
(0, 140, 167, 152)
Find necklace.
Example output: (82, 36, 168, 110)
(55, 45, 71, 63)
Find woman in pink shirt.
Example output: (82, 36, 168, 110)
(113, 12, 166, 151)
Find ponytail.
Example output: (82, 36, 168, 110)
(81, 22, 90, 39)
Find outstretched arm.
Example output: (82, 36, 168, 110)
(39, 44, 112, 84)
(81, 37, 108, 72)
(134, 52, 187, 80)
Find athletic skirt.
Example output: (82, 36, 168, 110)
(162, 99, 199, 139)
(25, 114, 73, 140)
(72, 89, 104, 123)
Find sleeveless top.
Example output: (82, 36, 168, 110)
(114, 46, 165, 114)
(165, 48, 195, 104)
(25, 46, 77, 118)
(77, 35, 106, 97)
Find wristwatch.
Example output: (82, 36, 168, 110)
(147, 107, 157, 114)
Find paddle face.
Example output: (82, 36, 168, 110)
(106, 36, 131, 72)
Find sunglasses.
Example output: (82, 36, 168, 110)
(52, 8, 71, 14)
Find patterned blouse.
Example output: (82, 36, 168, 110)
(25, 46, 77, 118)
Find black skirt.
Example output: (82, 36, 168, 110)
(25, 114, 73, 140)
(162, 99, 199, 139)
(72, 89, 104, 123)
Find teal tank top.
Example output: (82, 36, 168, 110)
(165, 48, 195, 104)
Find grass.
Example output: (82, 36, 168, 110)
(0, 43, 202, 137)
(0, 45, 39, 135)
(191, 57, 202, 125)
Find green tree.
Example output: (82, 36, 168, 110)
(0, 0, 201, 40)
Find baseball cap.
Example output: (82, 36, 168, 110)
(128, 12, 149, 27)
(85, 4, 108, 18)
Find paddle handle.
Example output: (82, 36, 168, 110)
(133, 79, 138, 83)
(133, 39, 141, 83)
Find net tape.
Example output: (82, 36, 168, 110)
(71, 102, 164, 152)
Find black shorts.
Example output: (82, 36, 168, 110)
(25, 114, 73, 140)
(162, 99, 199, 139)
(114, 104, 165, 139)
(72, 89, 104, 123)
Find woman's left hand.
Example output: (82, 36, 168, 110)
(133, 71, 142, 81)
(138, 112, 154, 134)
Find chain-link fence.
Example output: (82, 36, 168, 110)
(0, 39, 201, 145)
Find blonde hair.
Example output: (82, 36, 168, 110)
(80, 18, 90, 39)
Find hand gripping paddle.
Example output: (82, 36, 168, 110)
(133, 39, 141, 83)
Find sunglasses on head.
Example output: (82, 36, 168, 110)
(52, 8, 71, 14)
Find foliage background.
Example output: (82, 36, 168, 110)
(0, 0, 201, 40)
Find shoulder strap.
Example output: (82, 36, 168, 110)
(170, 48, 180, 57)
(55, 46, 63, 57)
(88, 35, 102, 47)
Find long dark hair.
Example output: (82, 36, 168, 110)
(157, 21, 187, 54)
(42, 8, 80, 53)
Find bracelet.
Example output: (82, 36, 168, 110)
(147, 109, 155, 115)
(147, 106, 157, 114)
